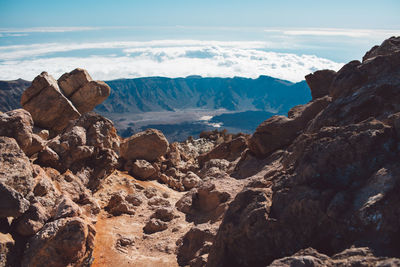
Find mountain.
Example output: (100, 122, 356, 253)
(97, 76, 310, 114)
(0, 79, 31, 112)
(1, 37, 400, 267)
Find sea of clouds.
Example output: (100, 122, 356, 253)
(0, 39, 344, 82)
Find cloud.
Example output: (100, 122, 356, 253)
(0, 40, 343, 82)
(0, 27, 99, 33)
(264, 28, 400, 38)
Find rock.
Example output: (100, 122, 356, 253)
(362, 36, 400, 62)
(0, 233, 16, 267)
(207, 188, 273, 267)
(198, 136, 247, 166)
(120, 129, 169, 162)
(305, 69, 336, 100)
(14, 202, 49, 236)
(24, 134, 45, 157)
(37, 146, 60, 169)
(22, 217, 95, 267)
(105, 192, 135, 216)
(54, 197, 82, 220)
(131, 159, 157, 180)
(176, 182, 230, 216)
(0, 109, 33, 153)
(269, 247, 400, 267)
(143, 218, 168, 234)
(150, 207, 175, 222)
(58, 68, 110, 114)
(125, 193, 144, 206)
(177, 226, 216, 266)
(182, 172, 202, 190)
(0, 137, 34, 197)
(21, 72, 80, 134)
(248, 96, 330, 158)
(147, 197, 171, 209)
(0, 183, 30, 218)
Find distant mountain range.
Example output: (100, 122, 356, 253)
(0, 75, 310, 115)
(97, 75, 310, 114)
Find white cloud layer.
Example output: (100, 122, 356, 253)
(0, 40, 343, 82)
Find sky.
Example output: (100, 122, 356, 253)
(0, 0, 399, 82)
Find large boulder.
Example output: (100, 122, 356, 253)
(21, 72, 81, 134)
(248, 96, 330, 158)
(120, 129, 169, 162)
(0, 109, 33, 153)
(58, 68, 111, 114)
(305, 69, 336, 100)
(362, 36, 400, 62)
(0, 137, 34, 199)
(22, 217, 95, 267)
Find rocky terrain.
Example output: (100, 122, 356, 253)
(1, 36, 400, 267)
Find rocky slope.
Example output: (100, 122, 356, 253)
(1, 36, 400, 267)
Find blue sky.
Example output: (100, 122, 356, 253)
(0, 0, 399, 81)
(1, 0, 399, 29)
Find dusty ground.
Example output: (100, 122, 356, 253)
(92, 171, 191, 267)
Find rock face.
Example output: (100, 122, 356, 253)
(305, 69, 336, 100)
(22, 217, 95, 267)
(120, 129, 169, 162)
(0, 137, 33, 217)
(20, 69, 111, 134)
(207, 37, 400, 266)
(21, 72, 81, 134)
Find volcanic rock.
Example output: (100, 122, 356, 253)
(130, 159, 157, 180)
(58, 68, 111, 114)
(0, 109, 33, 153)
(120, 129, 169, 162)
(143, 218, 168, 234)
(21, 72, 81, 134)
(305, 69, 336, 100)
(22, 217, 95, 267)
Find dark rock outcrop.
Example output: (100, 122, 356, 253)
(207, 37, 400, 266)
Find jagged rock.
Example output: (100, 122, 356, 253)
(150, 207, 175, 222)
(125, 193, 144, 206)
(0, 136, 34, 197)
(0, 233, 15, 267)
(207, 188, 273, 267)
(208, 38, 400, 266)
(147, 197, 171, 209)
(269, 247, 400, 266)
(54, 197, 82, 220)
(177, 226, 217, 267)
(131, 159, 157, 180)
(21, 72, 80, 134)
(176, 182, 230, 216)
(248, 96, 330, 158)
(25, 134, 45, 157)
(143, 218, 168, 234)
(0, 109, 33, 153)
(105, 191, 136, 216)
(198, 136, 247, 166)
(58, 68, 111, 114)
(199, 159, 230, 179)
(22, 217, 95, 267)
(0, 183, 30, 218)
(37, 146, 60, 169)
(120, 129, 169, 162)
(362, 36, 400, 62)
(182, 172, 202, 190)
(305, 69, 336, 100)
(14, 202, 49, 236)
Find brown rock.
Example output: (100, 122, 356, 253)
(24, 134, 45, 157)
(58, 68, 110, 114)
(305, 69, 336, 100)
(58, 68, 92, 97)
(0, 137, 34, 197)
(0, 183, 30, 218)
(198, 136, 247, 166)
(70, 81, 111, 114)
(182, 172, 202, 190)
(362, 36, 400, 62)
(21, 72, 81, 134)
(177, 226, 216, 266)
(15, 202, 49, 236)
(0, 233, 15, 267)
(150, 207, 175, 222)
(105, 192, 135, 216)
(143, 218, 168, 234)
(0, 109, 33, 153)
(22, 217, 95, 267)
(131, 159, 157, 180)
(120, 129, 169, 162)
(249, 96, 330, 158)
